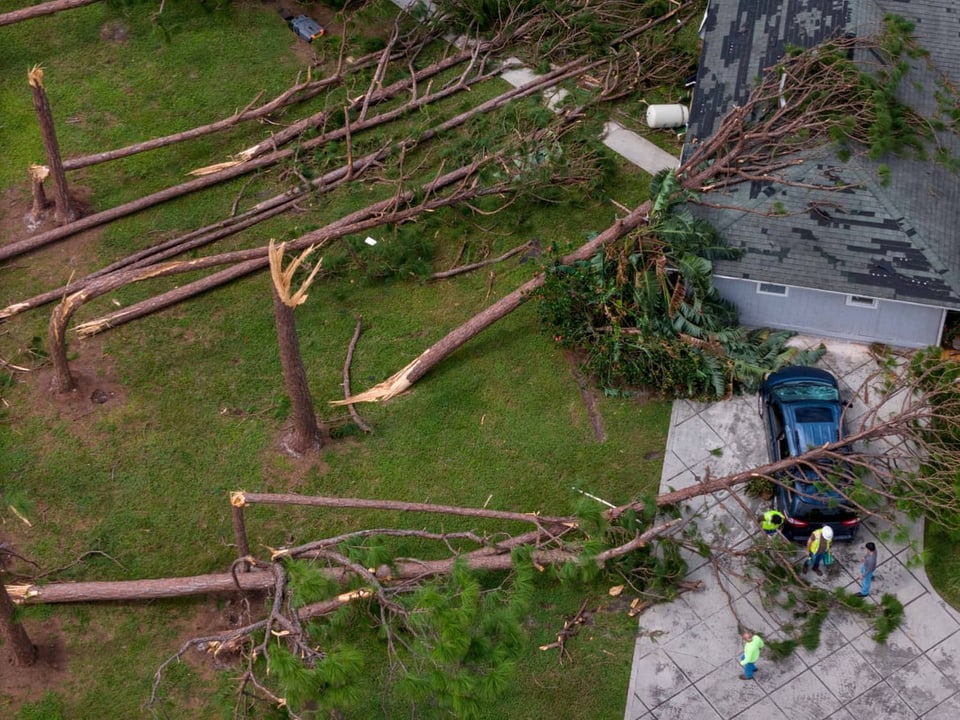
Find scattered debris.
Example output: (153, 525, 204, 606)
(288, 15, 324, 43)
(8, 505, 32, 527)
(539, 598, 595, 663)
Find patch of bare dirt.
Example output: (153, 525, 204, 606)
(0, 615, 69, 706)
(14, 346, 128, 432)
(99, 19, 130, 43)
(269, 0, 340, 66)
(1, 184, 103, 292)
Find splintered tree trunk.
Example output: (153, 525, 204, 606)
(28, 66, 74, 225)
(29, 164, 50, 222)
(272, 285, 320, 454)
(0, 579, 37, 667)
(49, 298, 76, 393)
(338, 201, 654, 404)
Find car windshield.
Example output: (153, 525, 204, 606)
(788, 479, 857, 519)
(791, 495, 857, 521)
(772, 382, 840, 404)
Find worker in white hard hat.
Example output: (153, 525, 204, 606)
(803, 525, 834, 577)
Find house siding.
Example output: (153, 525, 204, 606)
(714, 277, 945, 349)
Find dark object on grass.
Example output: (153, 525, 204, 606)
(289, 15, 324, 43)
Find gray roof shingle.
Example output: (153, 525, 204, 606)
(685, 0, 960, 307)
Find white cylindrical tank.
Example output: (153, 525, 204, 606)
(645, 104, 689, 129)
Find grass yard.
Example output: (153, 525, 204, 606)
(1, 1, 672, 718)
(924, 524, 960, 610)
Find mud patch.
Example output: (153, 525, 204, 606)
(0, 617, 69, 706)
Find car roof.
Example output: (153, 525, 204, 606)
(783, 408, 841, 453)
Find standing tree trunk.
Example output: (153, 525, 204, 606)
(269, 241, 322, 455)
(49, 296, 76, 393)
(0, 577, 37, 667)
(28, 164, 50, 223)
(28, 66, 74, 225)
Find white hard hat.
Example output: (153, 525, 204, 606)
(822, 526, 834, 540)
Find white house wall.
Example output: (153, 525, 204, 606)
(713, 277, 944, 349)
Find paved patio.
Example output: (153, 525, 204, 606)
(624, 337, 960, 719)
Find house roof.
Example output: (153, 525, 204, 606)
(684, 0, 960, 308)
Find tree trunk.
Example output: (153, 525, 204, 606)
(48, 299, 76, 393)
(337, 199, 654, 404)
(0, 52, 590, 264)
(272, 286, 320, 455)
(7, 519, 683, 606)
(28, 66, 74, 225)
(0, 151, 385, 321)
(0, 146, 285, 263)
(65, 156, 513, 337)
(0, 579, 37, 667)
(10, 570, 278, 604)
(28, 164, 50, 222)
(60, 73, 340, 172)
(0, 0, 100, 27)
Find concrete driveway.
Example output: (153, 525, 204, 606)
(624, 336, 960, 719)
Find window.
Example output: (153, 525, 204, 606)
(846, 295, 877, 309)
(758, 283, 788, 296)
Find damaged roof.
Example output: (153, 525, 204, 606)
(684, 0, 960, 307)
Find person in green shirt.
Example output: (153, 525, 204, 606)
(739, 631, 764, 680)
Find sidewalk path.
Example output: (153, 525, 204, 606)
(624, 337, 960, 719)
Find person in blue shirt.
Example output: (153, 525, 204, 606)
(857, 542, 878, 597)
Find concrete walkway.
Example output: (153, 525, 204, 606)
(624, 336, 960, 720)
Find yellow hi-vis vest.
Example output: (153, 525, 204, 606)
(810, 529, 832, 554)
(761, 510, 784, 531)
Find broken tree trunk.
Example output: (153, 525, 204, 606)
(0, 145, 287, 263)
(8, 570, 278, 604)
(56, 30, 427, 173)
(60, 73, 337, 172)
(334, 199, 653, 404)
(0, 0, 100, 27)
(28, 65, 74, 225)
(0, 150, 386, 321)
(269, 242, 322, 455)
(64, 157, 523, 337)
(7, 447, 856, 608)
(0, 52, 594, 264)
(28, 163, 50, 222)
(48, 297, 76, 392)
(0, 577, 37, 666)
(8, 518, 684, 605)
(42, 155, 506, 383)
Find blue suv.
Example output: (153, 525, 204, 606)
(758, 366, 860, 541)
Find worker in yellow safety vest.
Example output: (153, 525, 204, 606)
(803, 525, 833, 576)
(760, 509, 785, 535)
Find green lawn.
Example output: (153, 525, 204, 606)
(1, 2, 670, 718)
(924, 523, 960, 609)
